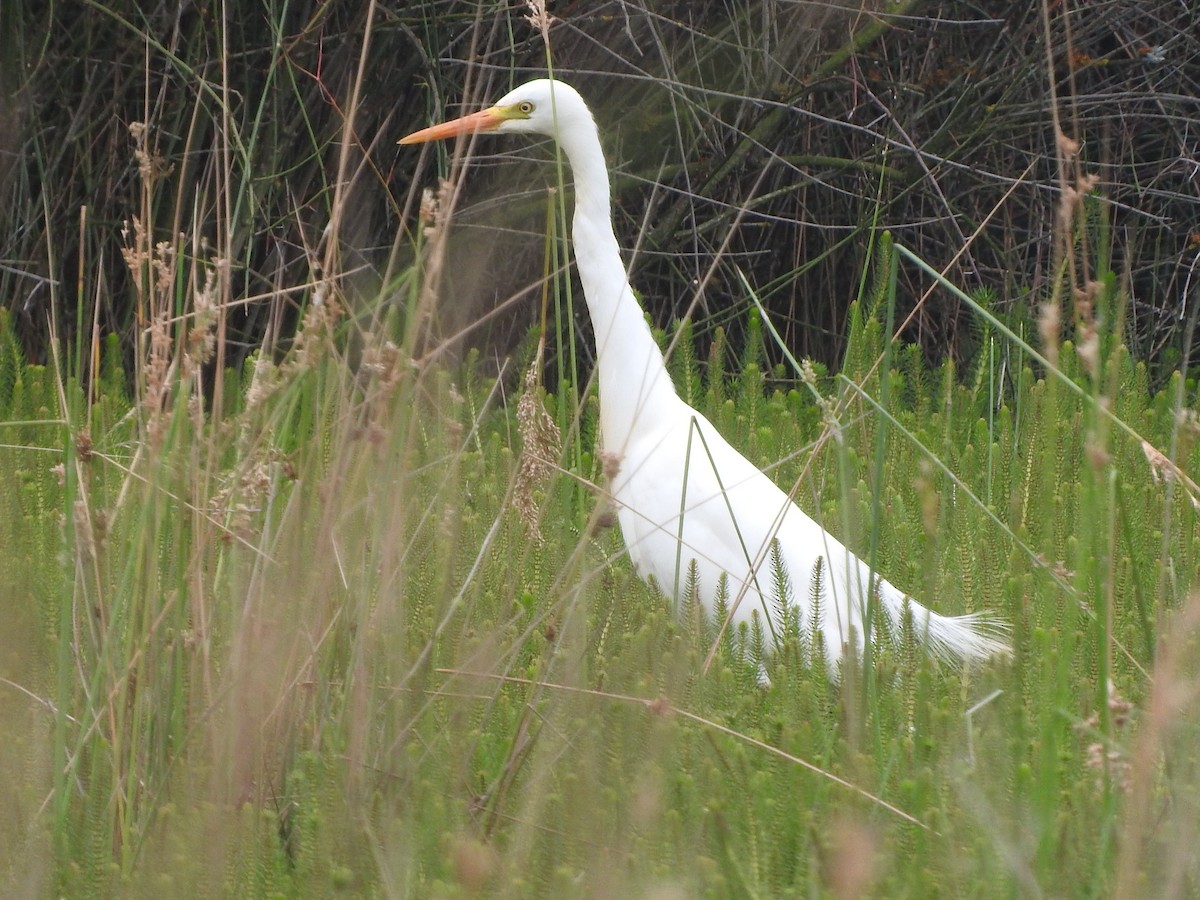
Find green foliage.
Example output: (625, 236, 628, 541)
(5, 5, 1199, 891)
(3, 258, 1200, 897)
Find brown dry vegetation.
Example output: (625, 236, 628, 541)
(1, 1, 1197, 380)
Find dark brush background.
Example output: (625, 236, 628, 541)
(2, 1, 1197, 386)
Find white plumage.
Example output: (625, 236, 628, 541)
(401, 79, 1009, 674)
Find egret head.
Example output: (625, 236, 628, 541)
(399, 79, 590, 146)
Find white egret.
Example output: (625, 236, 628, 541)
(400, 79, 1009, 675)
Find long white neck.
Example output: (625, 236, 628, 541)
(554, 114, 679, 453)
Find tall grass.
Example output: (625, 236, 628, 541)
(3, 3, 1200, 896)
(3, 212, 1200, 893)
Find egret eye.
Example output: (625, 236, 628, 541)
(517, 101, 534, 114)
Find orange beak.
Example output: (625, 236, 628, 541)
(399, 107, 506, 145)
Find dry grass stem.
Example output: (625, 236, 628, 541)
(514, 347, 561, 541)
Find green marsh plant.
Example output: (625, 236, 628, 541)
(3, 3, 1200, 895)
